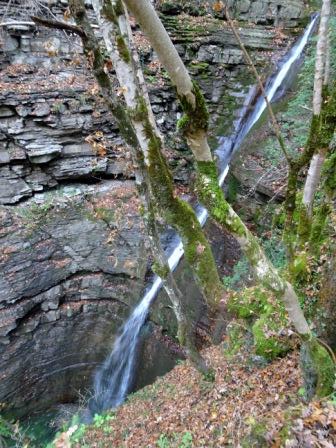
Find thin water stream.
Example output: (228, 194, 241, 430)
(90, 15, 318, 415)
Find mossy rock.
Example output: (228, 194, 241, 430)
(227, 286, 272, 319)
(228, 285, 292, 360)
(252, 312, 291, 360)
(300, 339, 335, 398)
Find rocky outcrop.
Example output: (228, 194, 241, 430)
(0, 1, 295, 203)
(157, 0, 307, 27)
(0, 0, 307, 417)
(0, 182, 149, 415)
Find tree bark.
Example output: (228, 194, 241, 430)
(302, 0, 331, 217)
(68, 0, 224, 371)
(93, 0, 223, 311)
(123, 0, 335, 395)
(124, 0, 309, 333)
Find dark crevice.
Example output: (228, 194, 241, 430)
(5, 293, 131, 340)
(1, 269, 135, 314)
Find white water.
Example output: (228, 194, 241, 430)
(91, 16, 317, 414)
(233, 14, 318, 150)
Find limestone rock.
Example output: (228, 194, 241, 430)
(27, 139, 62, 164)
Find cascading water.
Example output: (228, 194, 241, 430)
(232, 14, 318, 152)
(90, 15, 318, 415)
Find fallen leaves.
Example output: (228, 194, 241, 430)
(77, 348, 308, 447)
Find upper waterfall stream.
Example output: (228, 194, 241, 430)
(90, 15, 318, 415)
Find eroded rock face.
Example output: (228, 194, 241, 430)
(0, 182, 148, 416)
(158, 0, 306, 27)
(0, 0, 307, 417)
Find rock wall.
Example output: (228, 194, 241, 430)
(0, 0, 307, 417)
(157, 0, 307, 26)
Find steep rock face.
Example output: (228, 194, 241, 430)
(0, 182, 148, 416)
(0, 0, 307, 416)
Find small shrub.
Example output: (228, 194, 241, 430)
(223, 257, 250, 290)
(157, 433, 170, 448)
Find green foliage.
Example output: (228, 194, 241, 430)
(202, 368, 216, 383)
(51, 101, 65, 114)
(228, 286, 291, 360)
(329, 391, 336, 407)
(0, 415, 30, 447)
(157, 434, 170, 448)
(0, 415, 12, 440)
(69, 424, 86, 444)
(223, 257, 250, 290)
(261, 234, 287, 270)
(179, 431, 193, 448)
(223, 320, 248, 357)
(298, 386, 306, 397)
(17, 199, 54, 227)
(93, 412, 115, 428)
(156, 431, 193, 448)
(228, 286, 270, 319)
(93, 412, 115, 434)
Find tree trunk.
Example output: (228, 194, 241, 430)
(302, 0, 331, 217)
(69, 0, 223, 372)
(94, 0, 224, 310)
(123, 0, 335, 396)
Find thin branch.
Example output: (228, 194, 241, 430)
(0, 20, 35, 27)
(31, 15, 86, 38)
(224, 5, 291, 164)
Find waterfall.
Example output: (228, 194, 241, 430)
(90, 15, 317, 415)
(232, 14, 318, 151)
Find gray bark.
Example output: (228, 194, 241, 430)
(303, 0, 331, 216)
(125, 0, 313, 339)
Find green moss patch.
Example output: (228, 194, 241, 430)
(228, 286, 292, 360)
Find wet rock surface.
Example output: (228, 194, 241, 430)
(0, 0, 306, 417)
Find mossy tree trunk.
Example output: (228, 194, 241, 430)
(67, 0, 224, 373)
(123, 0, 335, 396)
(302, 0, 331, 218)
(92, 0, 224, 308)
(283, 84, 336, 254)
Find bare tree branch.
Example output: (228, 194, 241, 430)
(31, 15, 86, 38)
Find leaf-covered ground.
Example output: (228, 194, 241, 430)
(57, 344, 334, 447)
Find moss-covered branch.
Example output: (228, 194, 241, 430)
(69, 0, 225, 372)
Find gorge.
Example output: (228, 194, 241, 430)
(0, 0, 314, 430)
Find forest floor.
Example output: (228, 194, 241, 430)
(56, 345, 336, 448)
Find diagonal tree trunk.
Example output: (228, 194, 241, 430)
(87, 0, 224, 312)
(123, 0, 335, 396)
(66, 0, 224, 372)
